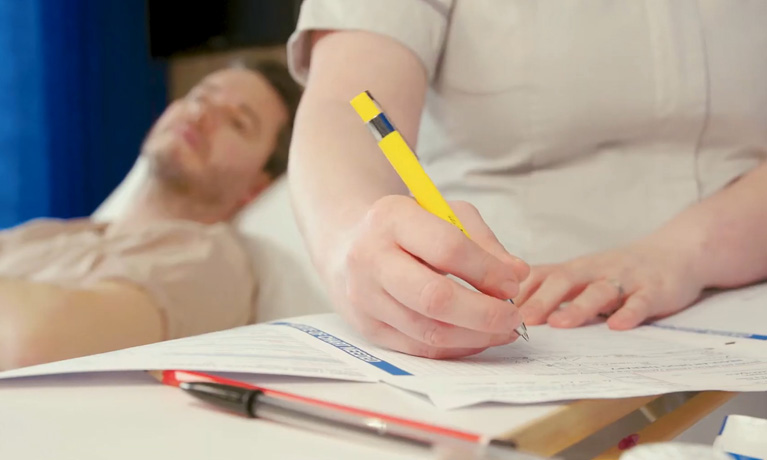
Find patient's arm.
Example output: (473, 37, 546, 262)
(0, 279, 163, 370)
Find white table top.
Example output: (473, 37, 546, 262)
(0, 371, 560, 460)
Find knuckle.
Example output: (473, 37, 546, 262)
(596, 281, 618, 297)
(548, 269, 574, 287)
(420, 321, 446, 347)
(363, 202, 391, 229)
(513, 258, 531, 280)
(448, 200, 478, 217)
(630, 291, 653, 309)
(366, 195, 407, 226)
(419, 277, 454, 318)
(477, 252, 498, 285)
(344, 242, 367, 268)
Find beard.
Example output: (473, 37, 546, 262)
(145, 148, 194, 194)
(140, 127, 198, 195)
(142, 146, 228, 208)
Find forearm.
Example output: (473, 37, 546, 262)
(649, 161, 767, 289)
(0, 279, 163, 370)
(290, 93, 408, 268)
(289, 31, 426, 276)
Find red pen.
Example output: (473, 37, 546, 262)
(148, 369, 523, 458)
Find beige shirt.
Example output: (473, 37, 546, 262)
(0, 218, 256, 340)
(288, 0, 767, 264)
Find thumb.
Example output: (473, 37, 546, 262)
(449, 200, 530, 282)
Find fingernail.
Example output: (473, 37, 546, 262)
(552, 314, 575, 328)
(502, 254, 520, 266)
(501, 280, 518, 298)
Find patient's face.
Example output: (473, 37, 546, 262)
(141, 67, 288, 213)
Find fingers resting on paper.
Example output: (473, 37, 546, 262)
(517, 241, 704, 331)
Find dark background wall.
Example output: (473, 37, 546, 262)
(0, 0, 300, 229)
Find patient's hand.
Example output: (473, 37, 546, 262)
(516, 237, 704, 330)
(0, 279, 163, 370)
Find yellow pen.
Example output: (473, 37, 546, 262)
(350, 90, 528, 342)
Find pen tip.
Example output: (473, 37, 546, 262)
(517, 323, 529, 342)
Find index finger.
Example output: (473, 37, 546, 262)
(378, 250, 523, 335)
(388, 200, 521, 300)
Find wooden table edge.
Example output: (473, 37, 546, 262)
(593, 391, 738, 460)
(496, 395, 662, 457)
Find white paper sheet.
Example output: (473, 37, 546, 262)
(377, 327, 767, 408)
(1, 285, 765, 409)
(651, 282, 767, 339)
(0, 321, 376, 382)
(298, 314, 767, 408)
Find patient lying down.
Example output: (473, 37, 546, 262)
(0, 60, 301, 370)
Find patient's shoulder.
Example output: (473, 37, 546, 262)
(97, 220, 253, 283)
(106, 219, 244, 248)
(0, 217, 105, 244)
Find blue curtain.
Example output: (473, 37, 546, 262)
(0, 0, 167, 229)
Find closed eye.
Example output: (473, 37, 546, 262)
(229, 115, 247, 133)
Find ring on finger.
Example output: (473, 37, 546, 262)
(597, 278, 625, 318)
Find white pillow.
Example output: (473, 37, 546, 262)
(93, 158, 333, 322)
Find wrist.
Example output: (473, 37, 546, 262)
(639, 221, 710, 290)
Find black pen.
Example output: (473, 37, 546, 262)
(151, 370, 529, 458)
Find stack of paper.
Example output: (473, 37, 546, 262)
(1, 284, 765, 409)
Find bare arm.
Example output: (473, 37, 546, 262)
(517, 161, 767, 330)
(289, 30, 427, 276)
(288, 30, 528, 358)
(655, 160, 767, 289)
(0, 280, 163, 370)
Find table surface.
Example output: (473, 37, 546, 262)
(4, 285, 765, 460)
(1, 371, 758, 459)
(0, 371, 564, 459)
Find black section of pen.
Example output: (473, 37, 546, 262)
(179, 382, 431, 449)
(179, 381, 257, 417)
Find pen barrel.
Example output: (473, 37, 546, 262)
(377, 133, 470, 238)
(252, 392, 483, 451)
(252, 394, 434, 451)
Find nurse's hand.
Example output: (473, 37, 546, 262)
(517, 237, 705, 330)
(328, 195, 529, 359)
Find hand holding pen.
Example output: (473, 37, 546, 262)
(314, 91, 530, 361)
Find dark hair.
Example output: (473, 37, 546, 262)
(233, 58, 302, 179)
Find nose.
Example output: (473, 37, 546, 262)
(189, 93, 228, 131)
(187, 94, 234, 136)
(189, 97, 211, 129)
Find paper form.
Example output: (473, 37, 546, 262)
(303, 314, 763, 377)
(0, 322, 376, 382)
(1, 285, 766, 409)
(378, 330, 767, 408)
(301, 315, 767, 408)
(651, 282, 767, 339)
